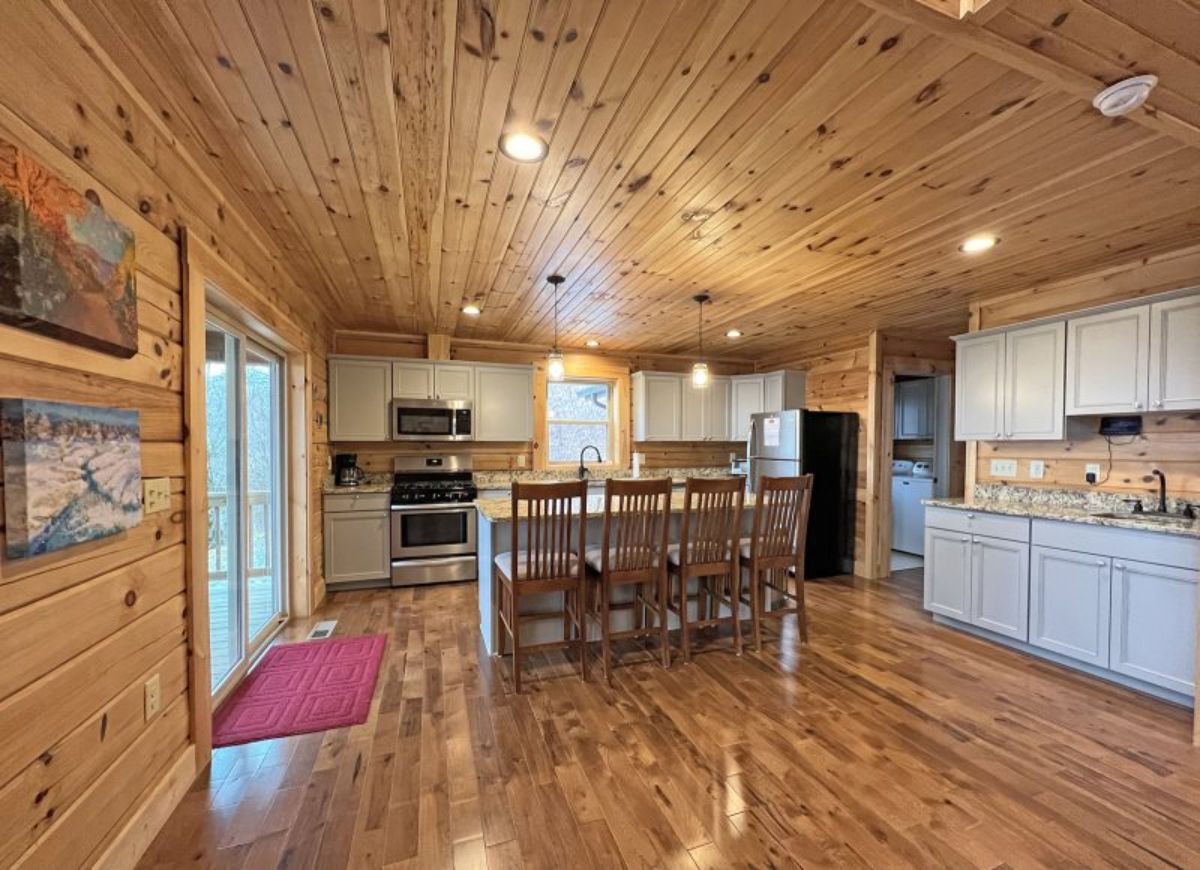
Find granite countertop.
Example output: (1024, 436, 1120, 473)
(322, 473, 392, 495)
(923, 496, 1200, 538)
(477, 490, 757, 522)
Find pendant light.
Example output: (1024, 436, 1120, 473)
(691, 293, 710, 388)
(546, 274, 566, 382)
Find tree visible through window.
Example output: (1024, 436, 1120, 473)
(547, 380, 612, 464)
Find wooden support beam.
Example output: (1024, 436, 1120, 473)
(427, 334, 452, 361)
(862, 331, 888, 580)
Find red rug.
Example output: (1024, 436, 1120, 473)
(213, 634, 386, 747)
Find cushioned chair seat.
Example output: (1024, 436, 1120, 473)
(583, 546, 663, 573)
(494, 550, 579, 580)
(667, 543, 733, 566)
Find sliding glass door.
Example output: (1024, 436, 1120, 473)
(205, 317, 288, 698)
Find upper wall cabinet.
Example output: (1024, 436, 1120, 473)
(955, 322, 1064, 441)
(763, 370, 806, 414)
(895, 378, 935, 440)
(632, 372, 683, 441)
(330, 358, 391, 442)
(1148, 295, 1200, 412)
(730, 376, 764, 443)
(682, 376, 731, 441)
(1066, 306, 1149, 415)
(474, 365, 533, 442)
(392, 361, 475, 401)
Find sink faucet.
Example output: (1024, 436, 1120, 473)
(578, 445, 603, 480)
(1152, 469, 1168, 513)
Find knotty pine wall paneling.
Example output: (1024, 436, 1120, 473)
(972, 247, 1200, 500)
(0, 8, 332, 866)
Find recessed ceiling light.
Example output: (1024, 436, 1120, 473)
(585, 339, 600, 348)
(1093, 75, 1158, 117)
(461, 303, 481, 315)
(959, 234, 998, 254)
(725, 329, 742, 339)
(498, 131, 548, 163)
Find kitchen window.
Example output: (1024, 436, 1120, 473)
(547, 379, 614, 464)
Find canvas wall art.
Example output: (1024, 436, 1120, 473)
(1, 399, 142, 559)
(0, 136, 138, 358)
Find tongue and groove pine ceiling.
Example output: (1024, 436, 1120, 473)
(70, 0, 1200, 360)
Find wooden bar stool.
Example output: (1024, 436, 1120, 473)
(666, 476, 745, 661)
(740, 474, 814, 651)
(494, 480, 587, 693)
(583, 477, 673, 683)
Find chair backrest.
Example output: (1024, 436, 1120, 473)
(748, 474, 814, 571)
(510, 480, 587, 581)
(600, 477, 672, 578)
(679, 476, 745, 570)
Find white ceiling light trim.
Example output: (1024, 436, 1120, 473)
(1092, 75, 1158, 117)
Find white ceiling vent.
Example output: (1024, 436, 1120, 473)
(1092, 75, 1158, 117)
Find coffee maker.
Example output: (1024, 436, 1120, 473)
(334, 453, 365, 487)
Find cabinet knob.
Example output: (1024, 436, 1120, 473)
(1114, 562, 1125, 570)
(1133, 401, 1142, 409)
(966, 513, 975, 519)
(973, 537, 980, 544)
(994, 432, 1002, 439)
(1152, 400, 1163, 408)
(1096, 559, 1106, 567)
(960, 535, 969, 542)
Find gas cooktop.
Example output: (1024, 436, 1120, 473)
(390, 455, 477, 506)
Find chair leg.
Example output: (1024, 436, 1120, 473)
(601, 580, 612, 685)
(797, 573, 809, 644)
(512, 610, 522, 694)
(751, 567, 763, 653)
(658, 571, 670, 668)
(576, 586, 588, 680)
(678, 572, 691, 663)
(729, 569, 743, 656)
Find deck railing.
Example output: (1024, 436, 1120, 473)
(207, 490, 274, 581)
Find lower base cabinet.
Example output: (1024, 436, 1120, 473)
(324, 493, 391, 585)
(1110, 559, 1197, 695)
(971, 536, 1029, 640)
(1030, 546, 1111, 667)
(924, 528, 971, 620)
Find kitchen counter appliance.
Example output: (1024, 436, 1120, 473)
(748, 410, 858, 578)
(334, 452, 365, 487)
(390, 455, 478, 586)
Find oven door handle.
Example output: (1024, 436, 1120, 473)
(389, 503, 476, 512)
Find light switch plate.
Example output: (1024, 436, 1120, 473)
(144, 674, 161, 721)
(1028, 459, 1045, 480)
(990, 459, 1018, 477)
(517, 454, 527, 468)
(143, 478, 171, 514)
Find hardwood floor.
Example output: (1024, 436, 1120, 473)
(138, 570, 1200, 869)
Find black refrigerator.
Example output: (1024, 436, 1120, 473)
(747, 409, 858, 578)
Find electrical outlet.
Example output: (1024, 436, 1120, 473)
(517, 454, 527, 468)
(142, 478, 171, 514)
(144, 674, 161, 721)
(990, 459, 1018, 477)
(1085, 463, 1101, 484)
(1029, 459, 1045, 480)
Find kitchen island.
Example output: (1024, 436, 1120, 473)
(475, 489, 757, 654)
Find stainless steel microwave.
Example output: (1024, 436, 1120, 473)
(390, 398, 473, 441)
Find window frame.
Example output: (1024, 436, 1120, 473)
(545, 377, 618, 468)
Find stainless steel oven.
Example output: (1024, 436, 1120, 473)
(390, 398, 473, 441)
(389, 503, 477, 586)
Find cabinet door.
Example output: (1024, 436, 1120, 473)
(325, 511, 390, 584)
(954, 334, 1005, 440)
(638, 374, 683, 441)
(924, 528, 972, 620)
(1110, 559, 1197, 695)
(970, 536, 1029, 640)
(706, 378, 732, 441)
(1029, 546, 1110, 666)
(330, 358, 391, 441)
(1148, 295, 1200, 412)
(731, 377, 764, 443)
(392, 361, 434, 399)
(763, 373, 784, 413)
(1004, 321, 1064, 440)
(681, 379, 705, 441)
(475, 366, 533, 441)
(434, 364, 474, 401)
(896, 380, 932, 440)
(1066, 305, 1149, 415)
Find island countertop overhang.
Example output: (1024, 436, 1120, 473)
(475, 489, 757, 522)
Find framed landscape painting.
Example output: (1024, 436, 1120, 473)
(1, 399, 142, 559)
(0, 136, 138, 357)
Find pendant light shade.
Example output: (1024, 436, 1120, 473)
(546, 274, 566, 383)
(691, 293, 711, 388)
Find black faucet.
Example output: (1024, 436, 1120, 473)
(1152, 469, 1168, 514)
(578, 445, 603, 480)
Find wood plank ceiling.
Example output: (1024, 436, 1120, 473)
(70, 0, 1200, 361)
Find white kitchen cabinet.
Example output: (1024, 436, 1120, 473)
(329, 357, 391, 442)
(1004, 322, 1064, 439)
(970, 536, 1029, 641)
(682, 377, 730, 441)
(1066, 305, 1150, 415)
(435, 364, 475, 401)
(1110, 559, 1197, 695)
(1149, 295, 1200, 412)
(924, 527, 972, 620)
(1029, 545, 1111, 667)
(681, 377, 704, 441)
(763, 370, 806, 413)
(325, 508, 390, 585)
(392, 361, 435, 399)
(632, 372, 683, 441)
(706, 377, 732, 441)
(954, 333, 1005, 440)
(474, 365, 533, 441)
(894, 378, 934, 440)
(731, 376, 764, 443)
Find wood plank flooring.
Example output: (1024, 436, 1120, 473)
(137, 570, 1200, 869)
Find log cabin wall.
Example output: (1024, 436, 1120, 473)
(971, 245, 1200, 500)
(0, 6, 332, 866)
(331, 331, 753, 474)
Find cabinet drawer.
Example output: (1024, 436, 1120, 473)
(324, 492, 391, 513)
(925, 507, 1030, 542)
(1032, 519, 1200, 571)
